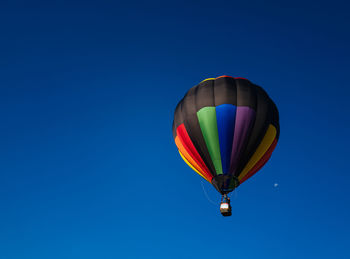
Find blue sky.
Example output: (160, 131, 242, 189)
(1, 0, 349, 258)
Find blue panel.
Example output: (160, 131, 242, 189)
(216, 104, 236, 174)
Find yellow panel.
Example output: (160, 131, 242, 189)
(238, 125, 277, 181)
(179, 151, 210, 182)
(200, 78, 215, 83)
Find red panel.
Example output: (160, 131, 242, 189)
(176, 124, 213, 180)
(240, 138, 278, 183)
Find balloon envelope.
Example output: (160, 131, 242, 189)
(172, 76, 280, 194)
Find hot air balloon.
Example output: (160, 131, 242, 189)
(172, 76, 280, 216)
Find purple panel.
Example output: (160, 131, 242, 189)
(229, 106, 256, 175)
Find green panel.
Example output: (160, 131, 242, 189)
(197, 107, 223, 175)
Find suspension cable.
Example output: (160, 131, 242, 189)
(200, 180, 217, 206)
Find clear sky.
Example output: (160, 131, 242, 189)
(1, 1, 349, 258)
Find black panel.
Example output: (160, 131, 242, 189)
(235, 79, 257, 110)
(213, 77, 237, 106)
(195, 79, 215, 110)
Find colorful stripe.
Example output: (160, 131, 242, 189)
(238, 124, 277, 181)
(175, 137, 206, 179)
(197, 107, 223, 175)
(176, 124, 212, 180)
(240, 138, 278, 183)
(179, 151, 210, 182)
(229, 106, 256, 175)
(215, 104, 236, 174)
